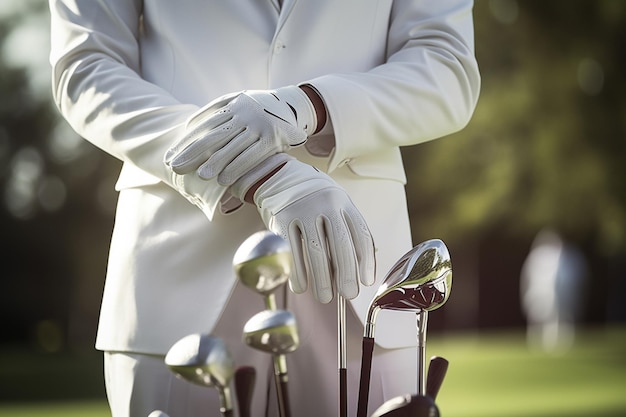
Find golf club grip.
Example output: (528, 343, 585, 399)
(340, 367, 347, 417)
(234, 366, 256, 417)
(426, 356, 449, 401)
(275, 372, 291, 417)
(356, 336, 375, 417)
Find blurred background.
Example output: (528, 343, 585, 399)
(1, 0, 625, 416)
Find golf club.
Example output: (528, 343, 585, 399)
(371, 355, 449, 417)
(165, 333, 236, 417)
(425, 356, 449, 401)
(338, 293, 347, 417)
(234, 230, 294, 415)
(369, 394, 440, 417)
(235, 366, 256, 417)
(356, 239, 452, 417)
(233, 230, 293, 310)
(243, 309, 300, 417)
(148, 411, 170, 417)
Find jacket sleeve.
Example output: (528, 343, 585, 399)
(49, 0, 227, 219)
(307, 0, 481, 173)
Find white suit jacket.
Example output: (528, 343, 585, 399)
(49, 0, 480, 354)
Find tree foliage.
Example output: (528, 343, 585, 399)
(404, 0, 626, 257)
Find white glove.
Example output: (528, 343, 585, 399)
(231, 154, 376, 304)
(164, 85, 317, 186)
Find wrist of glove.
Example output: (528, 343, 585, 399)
(164, 85, 317, 186)
(231, 155, 376, 304)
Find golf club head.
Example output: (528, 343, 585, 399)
(165, 333, 235, 389)
(365, 239, 452, 335)
(370, 394, 440, 417)
(243, 309, 300, 355)
(233, 230, 293, 297)
(148, 412, 170, 417)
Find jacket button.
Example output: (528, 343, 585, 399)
(273, 41, 286, 54)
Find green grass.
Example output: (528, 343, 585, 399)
(429, 326, 626, 417)
(0, 400, 110, 417)
(0, 326, 625, 416)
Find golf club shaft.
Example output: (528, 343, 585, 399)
(219, 387, 234, 417)
(338, 294, 347, 417)
(416, 311, 428, 396)
(356, 336, 375, 417)
(267, 292, 288, 416)
(273, 354, 291, 417)
(265, 293, 278, 311)
(426, 356, 449, 401)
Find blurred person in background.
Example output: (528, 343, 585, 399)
(521, 229, 588, 353)
(48, 0, 480, 416)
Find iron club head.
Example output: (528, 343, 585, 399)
(365, 239, 452, 338)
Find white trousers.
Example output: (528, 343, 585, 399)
(104, 282, 418, 417)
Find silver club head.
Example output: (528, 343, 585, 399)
(370, 394, 440, 417)
(165, 333, 235, 389)
(365, 239, 452, 337)
(243, 309, 300, 355)
(233, 231, 293, 299)
(148, 412, 170, 417)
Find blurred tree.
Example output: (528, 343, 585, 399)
(406, 0, 626, 249)
(0, 0, 120, 350)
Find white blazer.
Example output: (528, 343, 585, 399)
(49, 0, 480, 354)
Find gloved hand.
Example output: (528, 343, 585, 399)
(231, 154, 376, 304)
(164, 85, 317, 186)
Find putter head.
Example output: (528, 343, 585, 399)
(165, 333, 235, 389)
(370, 394, 440, 417)
(365, 239, 452, 336)
(233, 230, 293, 297)
(243, 309, 300, 355)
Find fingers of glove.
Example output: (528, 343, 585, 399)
(167, 121, 244, 175)
(302, 217, 335, 304)
(343, 206, 376, 287)
(282, 221, 310, 296)
(166, 105, 233, 162)
(323, 212, 360, 300)
(165, 102, 233, 167)
(214, 140, 278, 186)
(196, 129, 260, 182)
(186, 92, 239, 128)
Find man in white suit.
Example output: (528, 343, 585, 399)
(49, 0, 480, 416)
